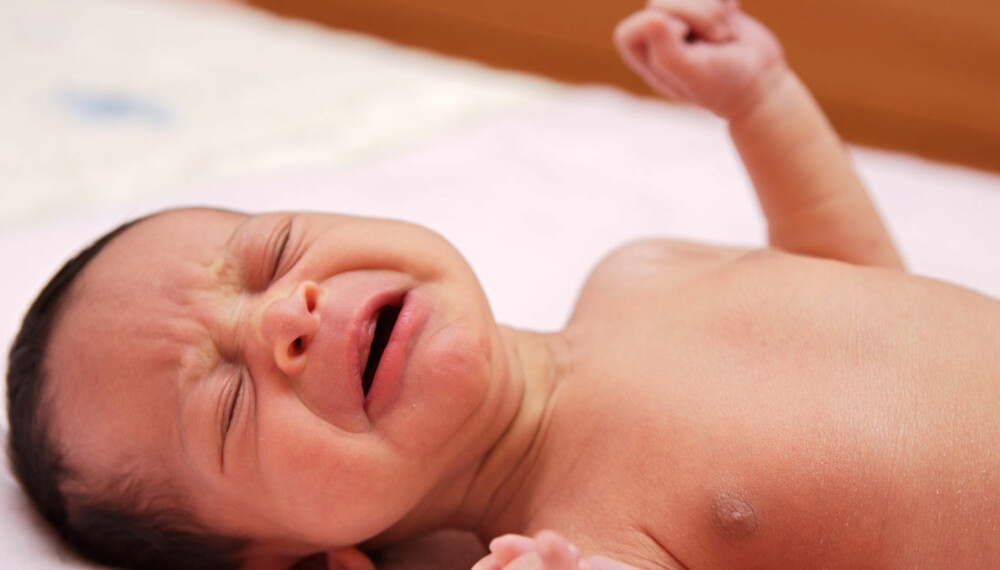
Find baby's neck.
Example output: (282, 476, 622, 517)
(363, 326, 571, 549)
(459, 326, 573, 541)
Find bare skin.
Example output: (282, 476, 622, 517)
(473, 0, 999, 568)
(476, 242, 1000, 569)
(40, 1, 999, 570)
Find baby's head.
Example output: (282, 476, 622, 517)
(6, 213, 248, 570)
(7, 208, 518, 569)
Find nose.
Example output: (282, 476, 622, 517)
(259, 281, 320, 376)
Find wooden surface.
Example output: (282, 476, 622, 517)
(247, 0, 1000, 172)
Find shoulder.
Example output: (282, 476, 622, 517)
(583, 238, 753, 294)
(596, 238, 753, 272)
(568, 238, 754, 324)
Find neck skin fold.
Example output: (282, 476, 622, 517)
(365, 326, 572, 549)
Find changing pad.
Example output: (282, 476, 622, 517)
(3, 0, 1000, 568)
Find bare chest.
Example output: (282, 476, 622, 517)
(541, 245, 1000, 568)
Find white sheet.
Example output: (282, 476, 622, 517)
(3, 1, 1000, 569)
(0, 0, 561, 229)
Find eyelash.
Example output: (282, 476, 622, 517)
(223, 371, 245, 437)
(270, 222, 293, 281)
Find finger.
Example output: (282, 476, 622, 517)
(503, 552, 546, 570)
(613, 10, 661, 73)
(641, 15, 697, 100)
(489, 534, 539, 565)
(471, 554, 503, 570)
(647, 0, 735, 41)
(614, 12, 691, 100)
(535, 531, 580, 570)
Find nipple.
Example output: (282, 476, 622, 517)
(713, 492, 758, 539)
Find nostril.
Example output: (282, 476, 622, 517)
(275, 335, 309, 375)
(303, 282, 319, 314)
(291, 337, 305, 357)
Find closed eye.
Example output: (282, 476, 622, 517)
(222, 372, 244, 438)
(271, 219, 293, 281)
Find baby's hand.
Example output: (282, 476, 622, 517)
(471, 531, 640, 570)
(471, 531, 581, 570)
(615, 0, 785, 120)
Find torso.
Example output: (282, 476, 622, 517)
(529, 240, 1000, 569)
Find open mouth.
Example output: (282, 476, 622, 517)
(362, 304, 401, 397)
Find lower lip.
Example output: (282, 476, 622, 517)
(363, 288, 429, 417)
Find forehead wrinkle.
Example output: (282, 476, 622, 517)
(142, 213, 248, 489)
(46, 208, 251, 484)
(163, 214, 251, 387)
(79, 210, 238, 411)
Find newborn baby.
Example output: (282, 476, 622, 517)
(7, 1, 998, 569)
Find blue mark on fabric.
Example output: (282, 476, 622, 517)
(54, 87, 173, 127)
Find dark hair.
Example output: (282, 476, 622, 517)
(6, 217, 250, 570)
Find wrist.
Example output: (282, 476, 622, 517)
(726, 65, 797, 126)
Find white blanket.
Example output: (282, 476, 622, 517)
(0, 0, 560, 229)
(2, 1, 999, 568)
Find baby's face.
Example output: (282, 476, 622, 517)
(45, 208, 513, 560)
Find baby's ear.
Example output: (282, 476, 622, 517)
(325, 546, 375, 570)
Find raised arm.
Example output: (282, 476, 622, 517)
(615, 0, 904, 269)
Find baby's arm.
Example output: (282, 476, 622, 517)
(615, 0, 904, 269)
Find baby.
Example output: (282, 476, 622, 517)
(7, 1, 999, 569)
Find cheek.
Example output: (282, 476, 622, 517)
(258, 422, 411, 543)
(389, 316, 497, 454)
